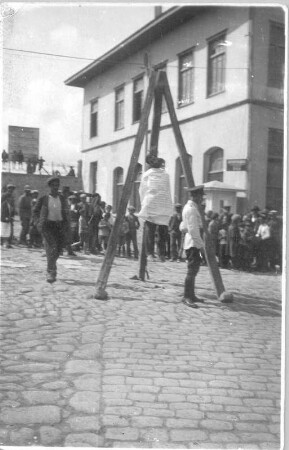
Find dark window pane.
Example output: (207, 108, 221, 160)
(268, 23, 285, 88)
(179, 50, 194, 105)
(208, 34, 226, 96)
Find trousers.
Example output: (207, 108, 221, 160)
(42, 221, 65, 277)
(184, 247, 202, 299)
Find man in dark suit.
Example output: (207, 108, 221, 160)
(33, 177, 69, 283)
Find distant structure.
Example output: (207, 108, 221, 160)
(8, 126, 39, 162)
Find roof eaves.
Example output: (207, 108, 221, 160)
(64, 6, 185, 88)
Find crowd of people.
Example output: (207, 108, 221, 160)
(1, 178, 283, 282)
(2, 149, 76, 177)
(0, 181, 141, 261)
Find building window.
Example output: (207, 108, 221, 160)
(133, 76, 144, 123)
(113, 167, 124, 212)
(175, 155, 192, 205)
(207, 33, 226, 96)
(268, 22, 285, 89)
(115, 85, 125, 130)
(178, 50, 194, 107)
(204, 147, 224, 182)
(90, 100, 98, 138)
(130, 163, 142, 212)
(266, 128, 283, 211)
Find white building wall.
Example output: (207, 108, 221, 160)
(81, 7, 250, 151)
(78, 6, 284, 211)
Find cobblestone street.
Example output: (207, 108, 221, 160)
(0, 246, 282, 448)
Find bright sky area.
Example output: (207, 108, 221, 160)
(3, 3, 169, 168)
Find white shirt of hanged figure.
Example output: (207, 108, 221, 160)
(138, 168, 173, 226)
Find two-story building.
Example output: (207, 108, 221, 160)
(65, 5, 285, 214)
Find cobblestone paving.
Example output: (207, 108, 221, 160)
(0, 246, 282, 448)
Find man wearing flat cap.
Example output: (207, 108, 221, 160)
(180, 185, 205, 308)
(33, 176, 69, 282)
(18, 185, 32, 246)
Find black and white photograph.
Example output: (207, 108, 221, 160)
(1, 2, 287, 449)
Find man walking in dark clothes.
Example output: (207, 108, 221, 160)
(33, 176, 69, 283)
(180, 185, 205, 308)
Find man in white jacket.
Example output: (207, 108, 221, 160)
(180, 185, 205, 308)
(138, 153, 173, 262)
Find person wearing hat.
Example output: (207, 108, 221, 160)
(227, 214, 242, 269)
(71, 193, 90, 254)
(18, 185, 32, 246)
(125, 205, 140, 259)
(138, 152, 173, 262)
(31, 190, 39, 200)
(168, 203, 183, 262)
(208, 212, 220, 258)
(67, 166, 76, 177)
(1, 191, 15, 248)
(88, 193, 102, 254)
(255, 212, 271, 271)
(33, 176, 69, 282)
(268, 210, 282, 270)
(180, 185, 205, 308)
(4, 184, 16, 245)
(68, 195, 80, 249)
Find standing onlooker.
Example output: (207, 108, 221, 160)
(5, 184, 16, 244)
(238, 220, 254, 270)
(88, 193, 103, 254)
(125, 206, 140, 259)
(180, 185, 205, 308)
(17, 149, 24, 168)
(68, 195, 80, 248)
(33, 176, 69, 283)
(77, 194, 90, 254)
(218, 222, 229, 268)
(268, 210, 282, 270)
(12, 150, 17, 169)
(1, 192, 14, 248)
(227, 214, 241, 269)
(208, 212, 219, 257)
(138, 152, 173, 262)
(105, 204, 115, 226)
(67, 166, 76, 177)
(29, 199, 43, 248)
(168, 203, 182, 261)
(18, 185, 32, 246)
(117, 218, 129, 257)
(2, 149, 9, 167)
(98, 212, 112, 252)
(31, 190, 39, 200)
(255, 212, 271, 271)
(38, 157, 45, 173)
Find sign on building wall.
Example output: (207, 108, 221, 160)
(8, 126, 39, 160)
(226, 159, 248, 171)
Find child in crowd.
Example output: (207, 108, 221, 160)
(125, 206, 140, 259)
(98, 212, 112, 252)
(117, 218, 129, 257)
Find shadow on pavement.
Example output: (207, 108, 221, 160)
(202, 292, 281, 317)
